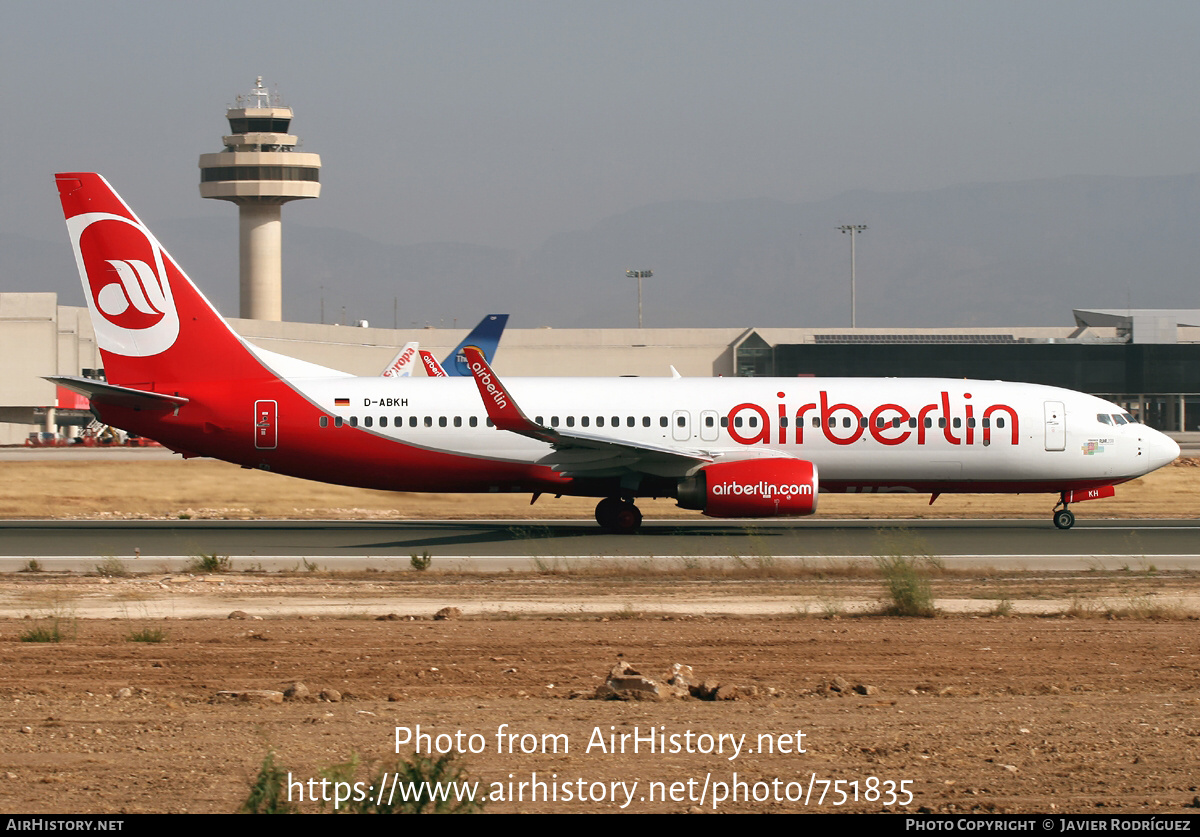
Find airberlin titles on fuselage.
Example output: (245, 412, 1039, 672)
(337, 388, 1017, 449)
(727, 390, 1019, 447)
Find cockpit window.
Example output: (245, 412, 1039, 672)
(1121, 412, 1138, 424)
(1097, 414, 1112, 425)
(1111, 414, 1128, 425)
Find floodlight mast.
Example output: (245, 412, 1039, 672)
(626, 269, 653, 328)
(836, 225, 867, 328)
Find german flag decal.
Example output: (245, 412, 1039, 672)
(334, 397, 350, 406)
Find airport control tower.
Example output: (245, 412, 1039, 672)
(198, 77, 320, 320)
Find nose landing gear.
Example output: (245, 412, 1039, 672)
(1052, 493, 1075, 530)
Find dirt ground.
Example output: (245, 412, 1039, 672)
(1, 572, 1199, 815)
(1, 454, 1199, 814)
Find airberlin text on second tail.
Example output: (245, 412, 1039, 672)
(728, 391, 1019, 447)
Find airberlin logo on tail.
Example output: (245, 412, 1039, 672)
(66, 212, 180, 357)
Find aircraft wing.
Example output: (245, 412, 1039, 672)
(461, 347, 712, 477)
(46, 376, 189, 410)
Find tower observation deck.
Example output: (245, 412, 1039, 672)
(198, 77, 321, 320)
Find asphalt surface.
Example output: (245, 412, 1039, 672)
(2, 518, 1198, 573)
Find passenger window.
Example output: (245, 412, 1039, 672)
(334, 416, 343, 428)
(627, 417, 635, 427)
(380, 416, 388, 427)
(720, 416, 729, 427)
(938, 418, 946, 428)
(597, 417, 604, 427)
(892, 418, 902, 428)
(454, 416, 462, 427)
(842, 417, 851, 428)
(364, 416, 373, 428)
(812, 417, 820, 428)
(319, 416, 328, 428)
(349, 416, 359, 428)
(778, 416, 787, 428)
(661, 416, 669, 427)
(982, 418, 990, 428)
(566, 416, 575, 427)
(734, 416, 743, 428)
(996, 417, 1006, 428)
(953, 418, 962, 428)
(747, 416, 757, 428)
(967, 418, 975, 428)
(924, 418, 932, 428)
(486, 418, 494, 427)
(581, 416, 590, 427)
(551, 416, 559, 427)
(642, 417, 650, 427)
(409, 416, 417, 427)
(676, 416, 685, 427)
(469, 416, 478, 427)
(439, 416, 447, 427)
(424, 416, 432, 427)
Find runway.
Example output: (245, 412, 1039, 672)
(2, 518, 1199, 573)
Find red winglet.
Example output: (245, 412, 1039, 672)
(462, 346, 545, 438)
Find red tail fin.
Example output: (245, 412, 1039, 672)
(55, 173, 265, 390)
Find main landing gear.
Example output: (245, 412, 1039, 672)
(1052, 493, 1076, 530)
(595, 496, 643, 534)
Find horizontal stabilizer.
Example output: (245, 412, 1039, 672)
(46, 376, 189, 410)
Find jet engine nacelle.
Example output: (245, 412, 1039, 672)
(676, 458, 819, 518)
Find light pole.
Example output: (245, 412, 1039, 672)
(836, 225, 867, 328)
(626, 269, 653, 328)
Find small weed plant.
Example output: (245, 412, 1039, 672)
(127, 627, 168, 643)
(242, 750, 484, 813)
(874, 528, 941, 617)
(187, 553, 231, 573)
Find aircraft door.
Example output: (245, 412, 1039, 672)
(1044, 401, 1065, 451)
(672, 410, 691, 441)
(255, 400, 278, 450)
(700, 410, 719, 442)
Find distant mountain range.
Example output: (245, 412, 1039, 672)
(6, 173, 1199, 330)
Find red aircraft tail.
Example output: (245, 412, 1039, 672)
(55, 173, 267, 391)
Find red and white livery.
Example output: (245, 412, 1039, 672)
(50, 173, 1180, 532)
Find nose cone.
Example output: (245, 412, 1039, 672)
(1146, 428, 1181, 470)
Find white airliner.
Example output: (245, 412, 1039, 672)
(50, 173, 1180, 533)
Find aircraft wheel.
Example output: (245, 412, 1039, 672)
(595, 497, 623, 529)
(1053, 509, 1076, 530)
(610, 503, 643, 534)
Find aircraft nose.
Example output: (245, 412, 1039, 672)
(1146, 429, 1181, 468)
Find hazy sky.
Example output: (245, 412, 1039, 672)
(4, 0, 1199, 251)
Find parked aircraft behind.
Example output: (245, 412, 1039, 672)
(50, 173, 1180, 532)
(381, 341, 419, 377)
(380, 314, 508, 378)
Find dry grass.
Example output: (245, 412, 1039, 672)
(2, 455, 1198, 521)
